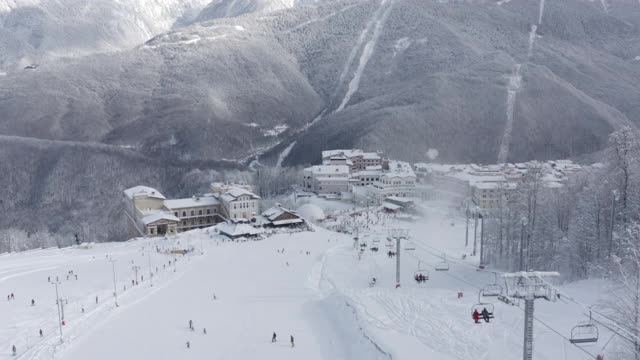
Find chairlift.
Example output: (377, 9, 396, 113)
(435, 254, 450, 271)
(570, 312, 599, 344)
(481, 273, 504, 297)
(413, 261, 429, 283)
(404, 240, 416, 251)
(472, 290, 495, 320)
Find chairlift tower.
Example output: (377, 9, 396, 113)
(388, 229, 409, 288)
(503, 271, 559, 360)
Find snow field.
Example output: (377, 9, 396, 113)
(2, 201, 615, 360)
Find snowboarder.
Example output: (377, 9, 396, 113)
(473, 310, 480, 324)
(290, 335, 295, 348)
(481, 308, 491, 323)
(272, 332, 277, 343)
(31, 299, 35, 306)
(12, 345, 16, 356)
(39, 329, 43, 337)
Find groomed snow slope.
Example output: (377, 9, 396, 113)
(1, 203, 618, 359)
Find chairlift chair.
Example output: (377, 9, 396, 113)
(471, 303, 495, 318)
(481, 273, 504, 297)
(570, 312, 599, 344)
(435, 254, 450, 271)
(413, 261, 430, 283)
(472, 290, 495, 319)
(404, 240, 416, 251)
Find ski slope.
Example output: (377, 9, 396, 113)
(2, 201, 615, 359)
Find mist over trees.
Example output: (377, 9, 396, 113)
(475, 127, 640, 357)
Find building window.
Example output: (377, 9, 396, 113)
(234, 204, 236, 209)
(207, 209, 211, 215)
(183, 221, 186, 226)
(199, 210, 203, 215)
(182, 211, 186, 217)
(191, 210, 194, 216)
(174, 212, 178, 217)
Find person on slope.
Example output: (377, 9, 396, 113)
(290, 335, 295, 348)
(12, 345, 16, 356)
(481, 308, 491, 323)
(272, 332, 277, 343)
(473, 310, 480, 324)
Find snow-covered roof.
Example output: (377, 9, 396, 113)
(383, 161, 416, 178)
(217, 223, 264, 237)
(272, 218, 304, 226)
(164, 196, 220, 209)
(142, 213, 179, 225)
(220, 187, 261, 203)
(124, 186, 165, 200)
(385, 196, 416, 204)
(321, 149, 364, 159)
(262, 204, 298, 221)
(383, 203, 402, 210)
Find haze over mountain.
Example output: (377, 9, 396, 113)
(1, 0, 639, 240)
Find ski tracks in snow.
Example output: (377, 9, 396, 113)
(497, 64, 522, 164)
(348, 290, 492, 360)
(275, 141, 296, 168)
(334, 0, 395, 113)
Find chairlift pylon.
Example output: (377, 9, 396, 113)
(570, 311, 599, 344)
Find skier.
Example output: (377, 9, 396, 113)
(290, 335, 295, 348)
(272, 332, 277, 343)
(203, 328, 207, 335)
(11, 293, 14, 299)
(39, 329, 43, 337)
(481, 308, 491, 323)
(189, 320, 193, 330)
(75, 274, 78, 280)
(31, 299, 35, 306)
(82, 306, 85, 313)
(95, 296, 98, 304)
(12, 345, 16, 356)
(48, 276, 51, 282)
(186, 341, 190, 349)
(473, 309, 480, 324)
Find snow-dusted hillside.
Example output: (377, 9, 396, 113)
(0, 0, 211, 70)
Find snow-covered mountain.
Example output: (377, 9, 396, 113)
(0, 0, 212, 70)
(195, 0, 297, 20)
(1, 0, 640, 240)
